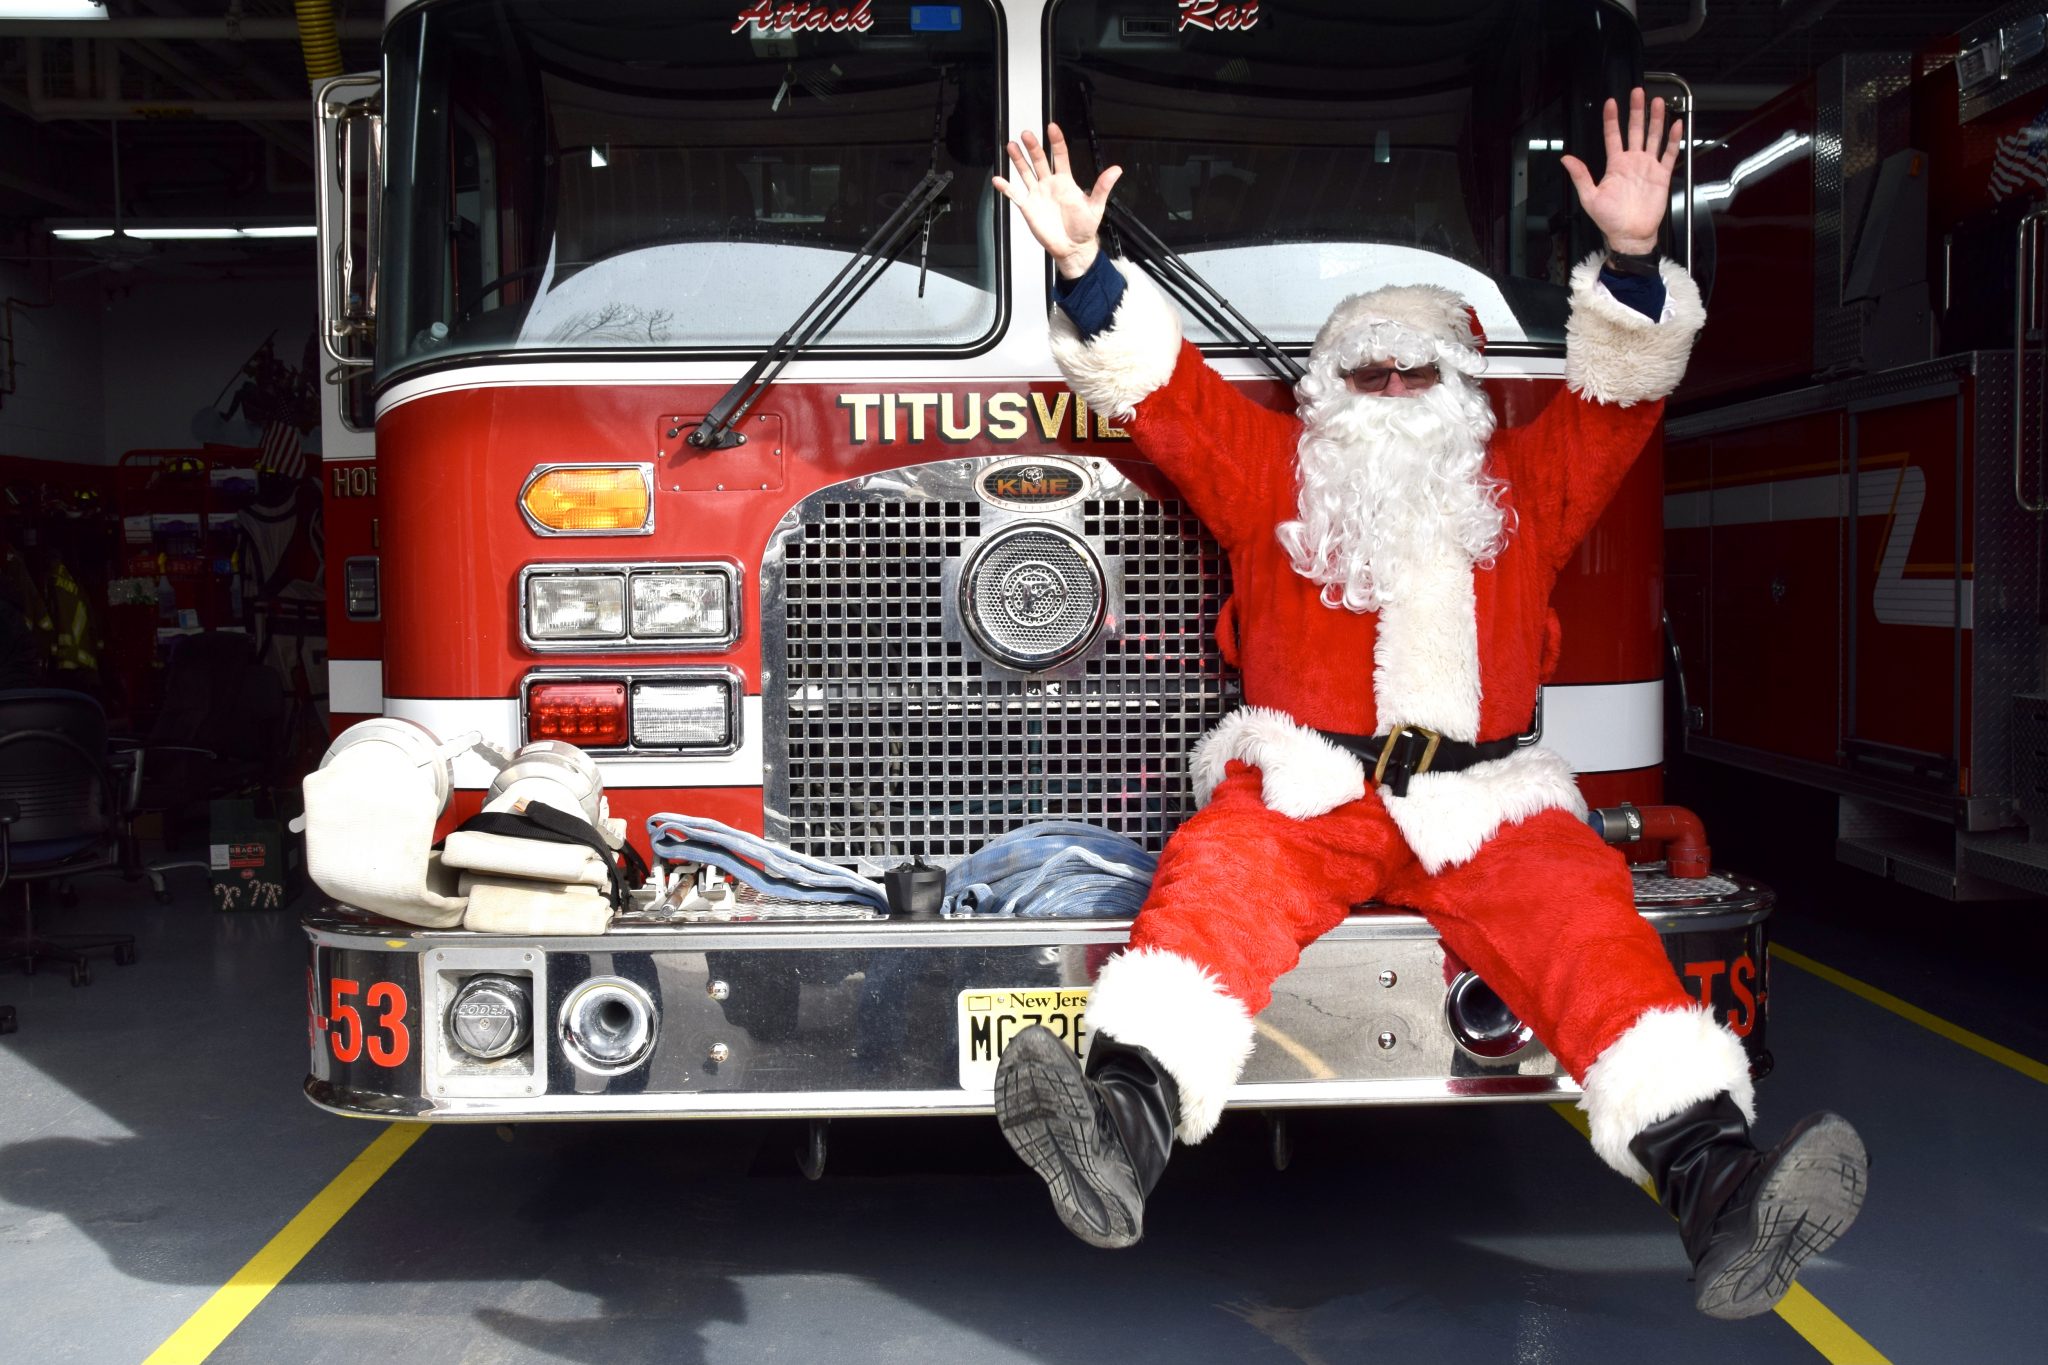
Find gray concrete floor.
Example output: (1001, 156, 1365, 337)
(2, 791, 2043, 1364)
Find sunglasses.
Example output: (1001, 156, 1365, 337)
(1343, 363, 1441, 394)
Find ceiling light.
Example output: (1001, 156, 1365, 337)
(1, 2, 112, 20)
(46, 222, 318, 241)
(125, 227, 243, 240)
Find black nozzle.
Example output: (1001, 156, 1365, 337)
(883, 858, 946, 920)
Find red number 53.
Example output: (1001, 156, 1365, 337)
(328, 977, 412, 1067)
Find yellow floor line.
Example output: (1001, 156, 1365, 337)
(1548, 1103, 1887, 1364)
(1253, 1017, 1338, 1079)
(1770, 944, 2048, 1086)
(141, 1122, 427, 1365)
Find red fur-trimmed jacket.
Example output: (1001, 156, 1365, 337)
(1047, 253, 1706, 872)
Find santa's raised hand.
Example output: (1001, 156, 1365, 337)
(1561, 87, 1682, 256)
(993, 124, 1123, 280)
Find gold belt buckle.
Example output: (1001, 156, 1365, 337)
(1372, 725, 1443, 785)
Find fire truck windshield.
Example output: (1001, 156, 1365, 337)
(379, 0, 1005, 379)
(1050, 0, 1644, 349)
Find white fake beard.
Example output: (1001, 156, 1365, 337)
(1276, 367, 1510, 613)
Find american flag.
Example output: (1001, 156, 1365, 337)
(258, 419, 306, 480)
(1990, 112, 2048, 201)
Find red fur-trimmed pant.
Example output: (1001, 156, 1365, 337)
(1129, 760, 1696, 1080)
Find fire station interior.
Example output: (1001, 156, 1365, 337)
(1, 1, 2045, 1362)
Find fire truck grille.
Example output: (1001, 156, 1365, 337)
(769, 486, 1239, 871)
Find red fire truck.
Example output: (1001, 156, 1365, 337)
(1667, 3, 2048, 900)
(303, 0, 1767, 1142)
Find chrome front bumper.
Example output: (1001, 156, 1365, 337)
(303, 871, 1772, 1122)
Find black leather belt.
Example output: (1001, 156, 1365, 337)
(1315, 724, 1526, 799)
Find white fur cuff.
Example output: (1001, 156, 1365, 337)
(1048, 258, 1184, 422)
(1190, 706, 1367, 821)
(1578, 1004, 1757, 1183)
(1084, 947, 1257, 1144)
(1563, 249, 1706, 407)
(1380, 743, 1586, 874)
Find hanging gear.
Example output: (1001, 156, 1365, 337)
(1627, 1093, 1869, 1319)
(1, 546, 56, 668)
(44, 560, 96, 674)
(995, 1026, 1178, 1249)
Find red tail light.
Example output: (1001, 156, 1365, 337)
(527, 681, 628, 747)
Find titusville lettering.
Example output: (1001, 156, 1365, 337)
(1684, 953, 1761, 1038)
(732, 0, 874, 35)
(1178, 0, 1261, 32)
(839, 391, 1130, 444)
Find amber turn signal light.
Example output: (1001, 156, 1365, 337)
(520, 465, 652, 535)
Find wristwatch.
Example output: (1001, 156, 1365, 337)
(1604, 246, 1663, 278)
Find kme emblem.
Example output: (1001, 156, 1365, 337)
(980, 456, 1090, 510)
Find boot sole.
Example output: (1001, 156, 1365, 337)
(1695, 1112, 1868, 1320)
(994, 1027, 1145, 1250)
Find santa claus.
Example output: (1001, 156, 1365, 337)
(988, 92, 1866, 1320)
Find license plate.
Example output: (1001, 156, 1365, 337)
(957, 987, 1091, 1090)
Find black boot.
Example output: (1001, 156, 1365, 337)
(994, 1025, 1178, 1249)
(1628, 1094, 1868, 1319)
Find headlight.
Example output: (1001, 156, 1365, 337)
(522, 563, 738, 651)
(632, 679, 735, 748)
(527, 573, 625, 640)
(631, 571, 731, 640)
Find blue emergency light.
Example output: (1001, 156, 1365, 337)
(910, 5, 963, 31)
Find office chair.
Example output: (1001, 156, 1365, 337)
(0, 690, 139, 991)
(122, 632, 288, 902)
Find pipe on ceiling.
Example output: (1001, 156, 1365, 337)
(20, 98, 306, 121)
(294, 0, 346, 85)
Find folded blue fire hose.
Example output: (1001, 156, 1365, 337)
(940, 820, 1156, 919)
(645, 815, 1155, 919)
(647, 814, 891, 912)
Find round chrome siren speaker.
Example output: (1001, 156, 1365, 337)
(559, 977, 657, 1074)
(1445, 971, 1534, 1059)
(960, 523, 1106, 671)
(446, 975, 532, 1061)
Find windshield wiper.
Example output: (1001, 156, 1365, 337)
(688, 167, 954, 451)
(1066, 74, 1303, 388)
(1104, 200, 1305, 388)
